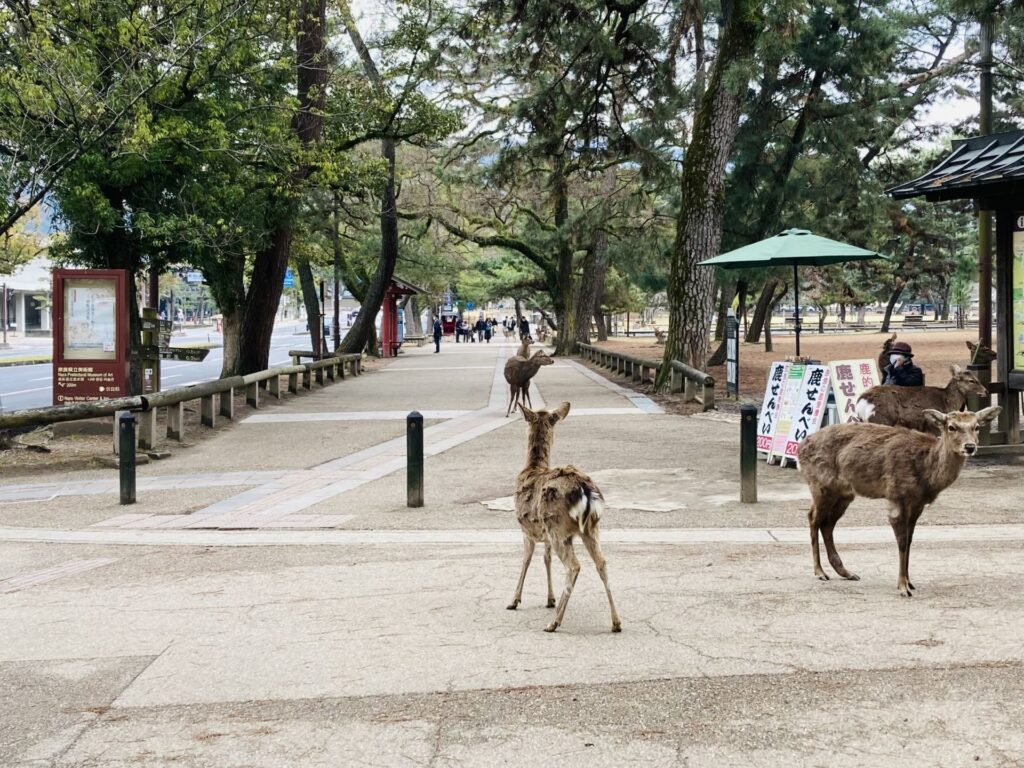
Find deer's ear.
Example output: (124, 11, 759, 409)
(549, 401, 571, 423)
(923, 409, 947, 427)
(966, 341, 975, 352)
(519, 404, 538, 423)
(976, 405, 1002, 426)
(950, 363, 962, 376)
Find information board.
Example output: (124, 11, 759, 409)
(783, 365, 832, 463)
(1013, 213, 1024, 370)
(52, 269, 130, 404)
(725, 309, 739, 396)
(756, 362, 789, 455)
(770, 363, 806, 461)
(829, 359, 880, 423)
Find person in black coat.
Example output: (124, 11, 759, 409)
(518, 316, 530, 341)
(432, 318, 442, 353)
(882, 341, 924, 386)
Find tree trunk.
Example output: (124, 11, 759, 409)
(220, 306, 242, 377)
(406, 295, 423, 335)
(659, 0, 760, 384)
(745, 278, 778, 343)
(594, 310, 609, 341)
(839, 303, 846, 323)
(233, 0, 326, 374)
(817, 304, 826, 334)
(880, 280, 905, 334)
(572, 167, 616, 346)
(763, 281, 787, 353)
(298, 259, 322, 356)
(339, 139, 397, 356)
(713, 280, 738, 340)
(552, 160, 575, 356)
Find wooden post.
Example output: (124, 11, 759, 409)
(268, 374, 281, 399)
(220, 388, 234, 419)
(201, 395, 217, 427)
(246, 381, 259, 408)
(302, 368, 312, 390)
(314, 366, 324, 386)
(119, 413, 136, 505)
(407, 411, 424, 507)
(167, 402, 184, 441)
(138, 408, 157, 450)
(740, 404, 757, 503)
(288, 372, 298, 394)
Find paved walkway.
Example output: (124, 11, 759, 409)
(2, 336, 1023, 767)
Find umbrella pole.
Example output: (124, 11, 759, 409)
(793, 262, 800, 357)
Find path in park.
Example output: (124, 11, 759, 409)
(1, 337, 1023, 766)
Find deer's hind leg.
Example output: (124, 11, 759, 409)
(545, 536, 581, 633)
(506, 384, 518, 417)
(808, 492, 828, 580)
(820, 489, 858, 580)
(543, 542, 555, 608)
(904, 506, 925, 592)
(581, 529, 621, 632)
(507, 533, 536, 610)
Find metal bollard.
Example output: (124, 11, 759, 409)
(407, 411, 424, 508)
(119, 412, 137, 505)
(740, 404, 757, 503)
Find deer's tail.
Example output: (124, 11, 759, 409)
(567, 480, 604, 536)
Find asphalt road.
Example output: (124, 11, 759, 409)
(0, 323, 314, 412)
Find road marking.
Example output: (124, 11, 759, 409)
(31, 375, 52, 382)
(0, 558, 115, 594)
(0, 386, 50, 396)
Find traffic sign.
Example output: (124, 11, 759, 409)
(283, 268, 295, 288)
(185, 271, 204, 283)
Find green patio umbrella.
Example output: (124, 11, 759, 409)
(698, 228, 888, 356)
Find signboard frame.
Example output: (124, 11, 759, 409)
(783, 365, 831, 467)
(770, 363, 806, 463)
(52, 268, 130, 405)
(829, 359, 880, 424)
(756, 362, 789, 456)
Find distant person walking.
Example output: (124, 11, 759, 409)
(882, 341, 924, 386)
(484, 318, 493, 343)
(432, 318, 442, 353)
(475, 317, 486, 343)
(518, 316, 530, 341)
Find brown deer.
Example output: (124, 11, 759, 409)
(855, 365, 988, 434)
(504, 350, 554, 417)
(653, 327, 667, 345)
(799, 406, 1001, 597)
(508, 402, 621, 632)
(966, 340, 997, 366)
(876, 332, 898, 377)
(515, 336, 534, 358)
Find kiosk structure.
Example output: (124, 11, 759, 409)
(890, 130, 1024, 451)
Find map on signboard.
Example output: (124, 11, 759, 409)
(829, 359, 880, 423)
(783, 365, 832, 464)
(63, 278, 117, 360)
(770, 364, 806, 461)
(756, 362, 789, 455)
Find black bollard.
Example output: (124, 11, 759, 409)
(407, 411, 424, 508)
(119, 412, 137, 505)
(740, 404, 757, 503)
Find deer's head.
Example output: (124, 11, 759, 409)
(924, 406, 1001, 457)
(966, 340, 997, 366)
(520, 402, 571, 455)
(881, 333, 897, 353)
(948, 364, 988, 398)
(531, 350, 555, 367)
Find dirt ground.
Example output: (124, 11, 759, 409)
(594, 329, 995, 405)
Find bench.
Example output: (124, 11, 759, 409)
(404, 334, 427, 348)
(902, 314, 924, 325)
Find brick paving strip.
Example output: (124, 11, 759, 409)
(0, 471, 288, 504)
(0, 558, 115, 594)
(0, 525, 1022, 547)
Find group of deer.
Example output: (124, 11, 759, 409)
(801, 335, 1000, 597)
(508, 332, 1002, 635)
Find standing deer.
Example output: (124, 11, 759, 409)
(515, 336, 534, 358)
(508, 402, 621, 632)
(855, 365, 988, 434)
(799, 406, 1001, 597)
(504, 350, 554, 417)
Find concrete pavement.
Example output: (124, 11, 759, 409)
(1, 336, 1022, 766)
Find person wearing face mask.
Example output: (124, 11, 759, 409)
(882, 340, 923, 386)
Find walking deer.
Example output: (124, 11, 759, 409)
(799, 406, 1001, 597)
(508, 402, 620, 632)
(504, 350, 554, 417)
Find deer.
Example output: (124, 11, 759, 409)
(966, 340, 997, 366)
(876, 332, 898, 377)
(508, 402, 621, 633)
(855, 365, 988, 434)
(653, 327, 667, 345)
(504, 350, 554, 417)
(799, 406, 1001, 597)
(515, 335, 534, 358)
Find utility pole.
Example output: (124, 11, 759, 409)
(1, 282, 8, 348)
(978, 13, 994, 351)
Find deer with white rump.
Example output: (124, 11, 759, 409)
(799, 406, 1001, 597)
(508, 402, 621, 633)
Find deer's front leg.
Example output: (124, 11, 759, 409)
(507, 534, 536, 609)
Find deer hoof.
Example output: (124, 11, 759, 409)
(844, 573, 861, 581)
(907, 580, 915, 591)
(543, 622, 559, 633)
(506, 602, 519, 611)
(816, 571, 830, 581)
(546, 598, 555, 608)
(898, 586, 913, 598)
(612, 622, 622, 633)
